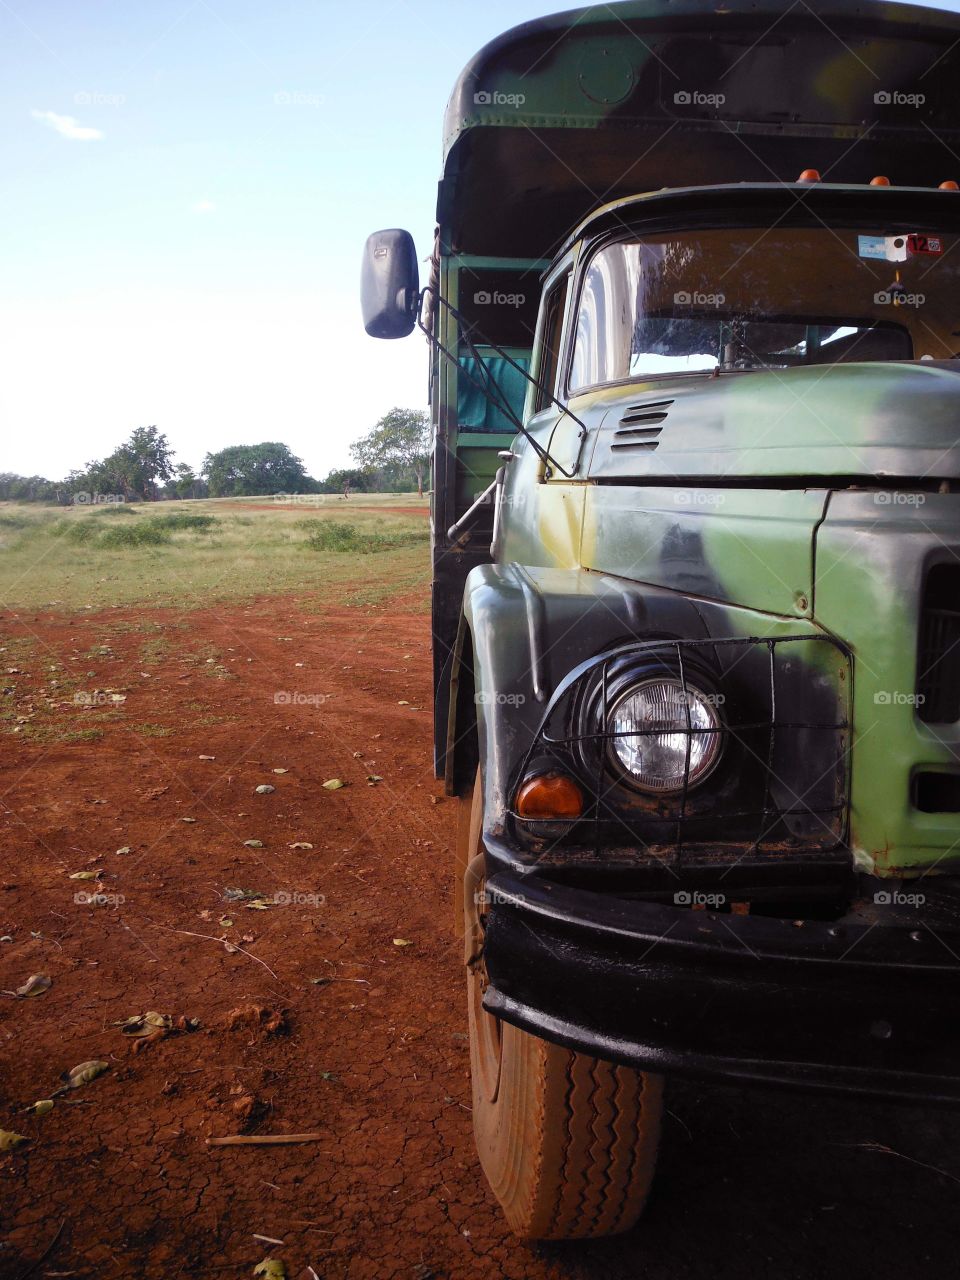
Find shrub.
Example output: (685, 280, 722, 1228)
(98, 522, 171, 548)
(147, 512, 218, 532)
(298, 520, 428, 554)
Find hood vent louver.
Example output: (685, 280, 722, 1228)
(611, 399, 674, 451)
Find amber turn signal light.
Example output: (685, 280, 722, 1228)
(797, 168, 821, 183)
(870, 175, 891, 186)
(516, 772, 584, 820)
(940, 180, 959, 191)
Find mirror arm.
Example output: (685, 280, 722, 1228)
(445, 472, 501, 544)
(417, 287, 585, 480)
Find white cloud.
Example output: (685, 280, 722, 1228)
(31, 109, 103, 141)
(192, 199, 216, 214)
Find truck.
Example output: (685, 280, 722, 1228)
(361, 0, 960, 1241)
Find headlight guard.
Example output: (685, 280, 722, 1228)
(507, 634, 851, 868)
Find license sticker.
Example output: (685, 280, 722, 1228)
(907, 233, 943, 255)
(858, 234, 908, 262)
(858, 235, 887, 259)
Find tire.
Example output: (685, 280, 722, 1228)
(459, 770, 664, 1240)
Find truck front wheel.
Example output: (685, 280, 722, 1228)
(459, 771, 664, 1240)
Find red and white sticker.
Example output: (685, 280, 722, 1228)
(907, 233, 943, 255)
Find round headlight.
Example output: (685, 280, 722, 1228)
(608, 678, 722, 794)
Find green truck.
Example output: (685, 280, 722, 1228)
(362, 0, 960, 1242)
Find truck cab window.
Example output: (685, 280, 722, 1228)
(567, 227, 940, 391)
(534, 275, 570, 413)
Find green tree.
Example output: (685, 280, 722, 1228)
(319, 467, 371, 495)
(0, 473, 61, 503)
(350, 408, 430, 496)
(202, 443, 314, 497)
(170, 463, 205, 500)
(72, 426, 174, 501)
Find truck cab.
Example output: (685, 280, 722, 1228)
(362, 0, 960, 1241)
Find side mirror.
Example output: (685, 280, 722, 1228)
(361, 229, 419, 339)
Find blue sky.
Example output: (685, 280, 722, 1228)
(1, 0, 957, 482)
(0, 0, 573, 481)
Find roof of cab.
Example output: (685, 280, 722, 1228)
(560, 180, 960, 253)
(437, 0, 960, 259)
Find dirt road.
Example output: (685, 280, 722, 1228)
(1, 599, 957, 1278)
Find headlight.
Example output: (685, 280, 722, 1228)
(607, 678, 722, 794)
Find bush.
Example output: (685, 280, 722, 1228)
(298, 520, 427, 554)
(147, 512, 218, 532)
(98, 522, 171, 548)
(56, 520, 98, 544)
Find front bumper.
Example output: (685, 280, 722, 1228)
(482, 864, 960, 1105)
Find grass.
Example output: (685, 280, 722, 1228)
(0, 494, 431, 611)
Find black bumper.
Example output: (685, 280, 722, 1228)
(482, 867, 960, 1105)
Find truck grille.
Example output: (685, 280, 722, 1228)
(917, 564, 960, 724)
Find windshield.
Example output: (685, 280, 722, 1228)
(569, 224, 959, 390)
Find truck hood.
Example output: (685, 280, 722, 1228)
(586, 361, 960, 483)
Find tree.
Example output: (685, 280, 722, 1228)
(350, 408, 430, 497)
(318, 467, 371, 495)
(202, 443, 314, 497)
(0, 473, 61, 503)
(170, 463, 206, 500)
(72, 426, 174, 501)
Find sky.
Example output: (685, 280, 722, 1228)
(0, 0, 575, 482)
(1, 0, 958, 483)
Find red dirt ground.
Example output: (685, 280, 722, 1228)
(1, 598, 958, 1279)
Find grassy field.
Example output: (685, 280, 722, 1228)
(0, 493, 432, 612)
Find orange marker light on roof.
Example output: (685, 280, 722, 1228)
(870, 175, 891, 186)
(940, 180, 959, 190)
(516, 772, 584, 820)
(797, 168, 821, 183)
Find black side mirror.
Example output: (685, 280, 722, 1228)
(361, 229, 419, 339)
